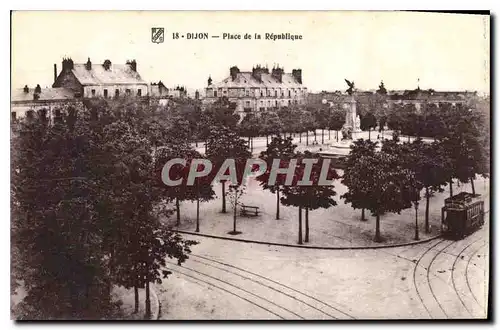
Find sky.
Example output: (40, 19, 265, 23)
(11, 11, 490, 94)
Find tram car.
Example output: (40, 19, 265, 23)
(441, 192, 485, 240)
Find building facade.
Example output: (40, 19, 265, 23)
(311, 88, 476, 112)
(11, 57, 149, 120)
(53, 58, 148, 99)
(204, 65, 307, 113)
(11, 84, 82, 121)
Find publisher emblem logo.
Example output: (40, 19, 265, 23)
(151, 27, 165, 44)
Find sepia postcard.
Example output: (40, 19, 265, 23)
(10, 10, 490, 320)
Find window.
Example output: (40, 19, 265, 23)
(26, 110, 34, 119)
(214, 91, 217, 97)
(288, 90, 291, 98)
(245, 89, 250, 97)
(245, 101, 250, 107)
(261, 90, 264, 97)
(115, 89, 120, 97)
(137, 89, 142, 97)
(103, 89, 108, 98)
(11, 112, 16, 121)
(275, 91, 278, 97)
(126, 89, 131, 96)
(91, 89, 96, 97)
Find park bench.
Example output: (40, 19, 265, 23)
(240, 204, 260, 217)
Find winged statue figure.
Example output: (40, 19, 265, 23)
(344, 79, 355, 95)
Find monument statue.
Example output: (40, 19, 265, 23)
(344, 79, 355, 96)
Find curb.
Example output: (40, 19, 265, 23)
(173, 229, 442, 250)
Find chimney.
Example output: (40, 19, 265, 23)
(252, 65, 264, 83)
(230, 66, 240, 81)
(292, 69, 302, 84)
(62, 58, 74, 71)
(127, 59, 137, 71)
(103, 59, 112, 71)
(272, 66, 284, 83)
(85, 57, 92, 70)
(34, 84, 41, 94)
(23, 85, 29, 93)
(53, 64, 57, 83)
(207, 75, 212, 86)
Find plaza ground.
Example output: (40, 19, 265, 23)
(163, 176, 489, 248)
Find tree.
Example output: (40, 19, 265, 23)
(311, 105, 329, 144)
(261, 112, 283, 146)
(360, 112, 377, 140)
(341, 139, 378, 221)
(238, 113, 261, 153)
(227, 184, 246, 235)
(257, 136, 297, 220)
(11, 100, 199, 320)
(155, 145, 215, 227)
(280, 152, 339, 244)
(328, 109, 345, 142)
(206, 125, 251, 213)
(355, 151, 413, 242)
(407, 139, 448, 233)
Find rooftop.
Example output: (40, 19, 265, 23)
(71, 63, 147, 86)
(211, 72, 304, 89)
(11, 87, 75, 103)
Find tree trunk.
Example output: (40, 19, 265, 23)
(368, 129, 371, 140)
(414, 204, 420, 240)
(196, 196, 200, 232)
(299, 132, 302, 143)
(322, 129, 324, 144)
(328, 129, 331, 140)
(374, 214, 382, 242)
(176, 198, 180, 226)
(204, 140, 207, 154)
(425, 187, 430, 233)
(306, 131, 309, 146)
(276, 187, 280, 220)
(134, 285, 139, 313)
(361, 208, 366, 221)
(314, 131, 317, 142)
(233, 199, 237, 232)
(298, 206, 303, 245)
(266, 135, 269, 146)
(195, 141, 198, 147)
(471, 177, 476, 195)
(408, 135, 411, 142)
(221, 182, 227, 213)
(449, 179, 453, 198)
(336, 130, 339, 142)
(145, 281, 151, 319)
(305, 207, 309, 243)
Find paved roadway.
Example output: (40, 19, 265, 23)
(157, 221, 489, 320)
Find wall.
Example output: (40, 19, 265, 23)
(83, 84, 149, 98)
